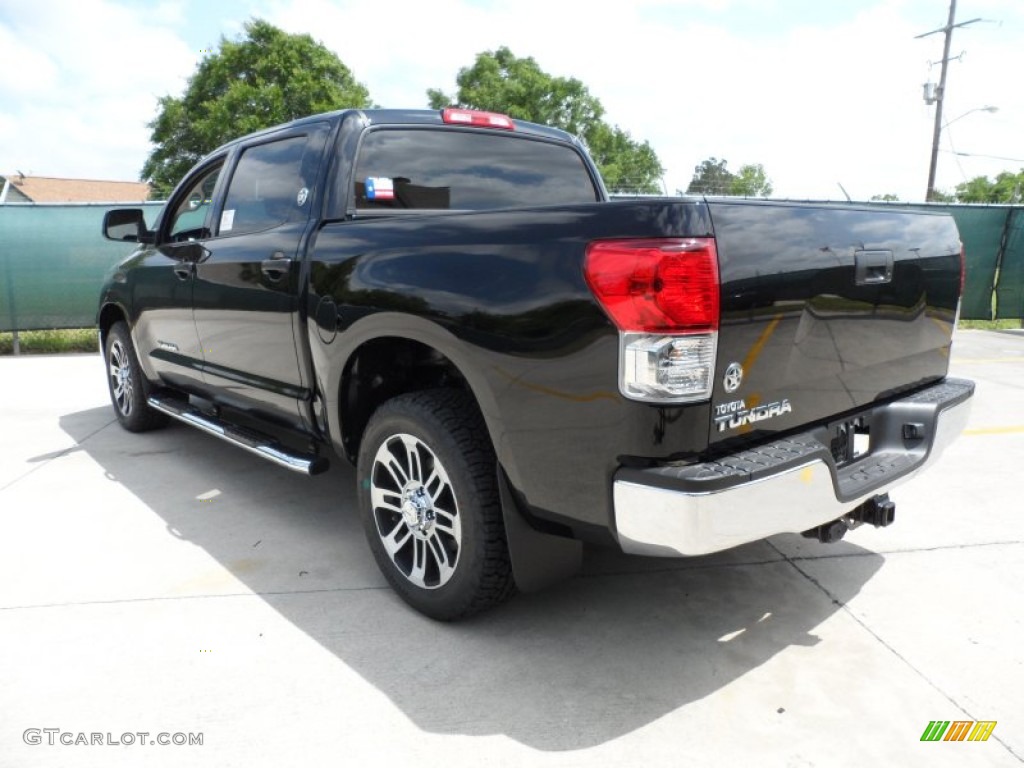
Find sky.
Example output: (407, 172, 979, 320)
(1, 0, 1021, 202)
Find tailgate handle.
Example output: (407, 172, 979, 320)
(855, 250, 893, 285)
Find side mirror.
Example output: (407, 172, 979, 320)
(103, 208, 155, 243)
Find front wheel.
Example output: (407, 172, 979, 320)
(104, 321, 168, 432)
(356, 389, 515, 620)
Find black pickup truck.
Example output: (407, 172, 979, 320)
(99, 108, 974, 619)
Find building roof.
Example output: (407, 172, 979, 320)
(1, 174, 151, 203)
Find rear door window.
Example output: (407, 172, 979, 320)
(353, 129, 598, 211)
(219, 136, 308, 236)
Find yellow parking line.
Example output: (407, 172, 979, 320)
(494, 366, 618, 403)
(742, 314, 783, 373)
(963, 425, 1024, 436)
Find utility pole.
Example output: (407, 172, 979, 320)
(917, 0, 984, 201)
(924, 0, 956, 201)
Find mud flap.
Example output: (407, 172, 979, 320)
(498, 468, 582, 592)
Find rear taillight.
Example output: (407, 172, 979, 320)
(584, 238, 720, 403)
(584, 239, 719, 332)
(441, 108, 514, 130)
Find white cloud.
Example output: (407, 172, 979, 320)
(0, 0, 194, 180)
(0, 22, 59, 95)
(150, 0, 186, 26)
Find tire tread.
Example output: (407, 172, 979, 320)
(359, 388, 515, 620)
(106, 321, 169, 433)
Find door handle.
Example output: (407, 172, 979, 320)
(173, 263, 194, 281)
(260, 254, 292, 281)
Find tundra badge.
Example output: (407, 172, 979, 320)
(714, 398, 793, 433)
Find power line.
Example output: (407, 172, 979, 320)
(914, 16, 984, 39)
(942, 150, 1024, 164)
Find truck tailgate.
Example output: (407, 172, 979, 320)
(707, 200, 962, 450)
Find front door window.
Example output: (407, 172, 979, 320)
(168, 165, 222, 242)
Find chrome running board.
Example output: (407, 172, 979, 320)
(147, 395, 329, 476)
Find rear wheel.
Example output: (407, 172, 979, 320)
(357, 389, 515, 620)
(104, 321, 168, 432)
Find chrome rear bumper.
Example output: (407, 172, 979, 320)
(613, 378, 974, 557)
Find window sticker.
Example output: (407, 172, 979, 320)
(365, 177, 394, 200)
(220, 209, 235, 232)
(297, 187, 309, 206)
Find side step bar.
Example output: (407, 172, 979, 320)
(147, 395, 329, 476)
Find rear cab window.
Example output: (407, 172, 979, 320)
(352, 128, 599, 212)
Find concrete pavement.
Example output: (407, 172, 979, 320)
(1, 331, 1021, 767)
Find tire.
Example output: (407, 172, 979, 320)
(357, 389, 515, 620)
(104, 321, 169, 432)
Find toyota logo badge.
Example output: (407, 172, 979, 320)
(723, 362, 743, 393)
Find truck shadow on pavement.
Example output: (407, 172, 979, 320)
(61, 405, 883, 752)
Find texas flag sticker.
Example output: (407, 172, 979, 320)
(365, 177, 394, 200)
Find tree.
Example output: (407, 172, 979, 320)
(585, 122, 664, 195)
(955, 170, 1024, 203)
(684, 157, 733, 195)
(871, 193, 900, 202)
(142, 19, 370, 197)
(954, 176, 994, 202)
(428, 47, 663, 194)
(683, 157, 772, 197)
(730, 164, 773, 197)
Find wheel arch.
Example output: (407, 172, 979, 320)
(97, 302, 129, 350)
(325, 314, 582, 593)
(327, 314, 508, 470)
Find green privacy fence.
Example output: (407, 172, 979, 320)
(1, 201, 1021, 332)
(1, 203, 163, 332)
(994, 207, 1024, 321)
(945, 206, 1015, 320)
(875, 202, 1024, 321)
